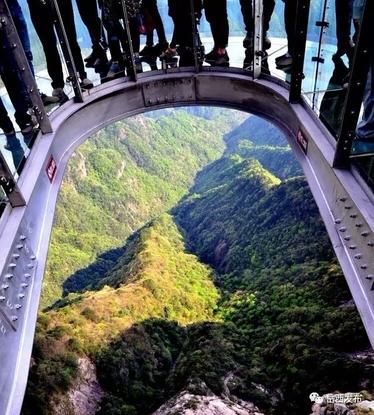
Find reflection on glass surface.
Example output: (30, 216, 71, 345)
(300, 0, 362, 138)
(319, 56, 349, 137)
(0, 131, 32, 177)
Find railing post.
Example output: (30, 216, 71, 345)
(333, 0, 373, 168)
(0, 152, 25, 208)
(50, 0, 84, 103)
(120, 0, 137, 82)
(0, 0, 52, 133)
(190, 0, 204, 72)
(253, 0, 263, 78)
(289, 0, 311, 103)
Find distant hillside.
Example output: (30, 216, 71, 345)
(43, 109, 245, 308)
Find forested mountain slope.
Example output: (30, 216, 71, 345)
(43, 110, 245, 308)
(22, 111, 373, 415)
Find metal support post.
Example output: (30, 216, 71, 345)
(289, 0, 311, 103)
(120, 0, 137, 82)
(190, 0, 204, 72)
(253, 0, 263, 78)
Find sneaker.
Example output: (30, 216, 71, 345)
(205, 50, 229, 67)
(52, 88, 69, 105)
(204, 49, 217, 63)
(80, 78, 94, 90)
(215, 51, 230, 67)
(351, 138, 374, 157)
(40, 91, 59, 106)
(276, 53, 293, 68)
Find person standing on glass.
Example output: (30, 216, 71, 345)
(240, 0, 275, 69)
(275, 0, 297, 69)
(75, 0, 108, 69)
(27, 0, 94, 104)
(203, 0, 230, 67)
(139, 0, 168, 58)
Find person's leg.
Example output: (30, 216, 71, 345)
(356, 63, 374, 140)
(56, 0, 89, 81)
(75, 0, 104, 47)
(239, 0, 252, 33)
(335, 0, 354, 57)
(204, 0, 229, 65)
(0, 64, 32, 130)
(284, 0, 297, 57)
(0, 97, 15, 134)
(75, 0, 107, 67)
(7, 0, 34, 75)
(148, 0, 167, 46)
(204, 0, 229, 49)
(27, 0, 65, 89)
(263, 0, 275, 33)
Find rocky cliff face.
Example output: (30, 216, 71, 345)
(152, 389, 264, 415)
(52, 357, 103, 415)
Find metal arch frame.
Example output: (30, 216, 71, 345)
(0, 69, 374, 415)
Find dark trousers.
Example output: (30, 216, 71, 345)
(203, 0, 229, 49)
(0, 98, 15, 133)
(101, 0, 140, 62)
(168, 0, 202, 49)
(143, 0, 167, 46)
(7, 0, 34, 74)
(76, 0, 105, 47)
(239, 0, 275, 34)
(284, 0, 297, 56)
(0, 60, 31, 129)
(335, 0, 354, 53)
(27, 0, 87, 87)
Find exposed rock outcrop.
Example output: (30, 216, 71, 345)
(53, 357, 103, 415)
(152, 390, 264, 415)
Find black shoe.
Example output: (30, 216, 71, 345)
(263, 35, 271, 50)
(243, 32, 253, 49)
(153, 42, 169, 56)
(276, 53, 293, 68)
(243, 49, 253, 69)
(40, 92, 59, 106)
(204, 49, 216, 63)
(85, 44, 108, 68)
(205, 50, 229, 67)
(139, 45, 154, 57)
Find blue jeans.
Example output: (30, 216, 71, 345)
(7, 0, 34, 75)
(356, 56, 374, 140)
